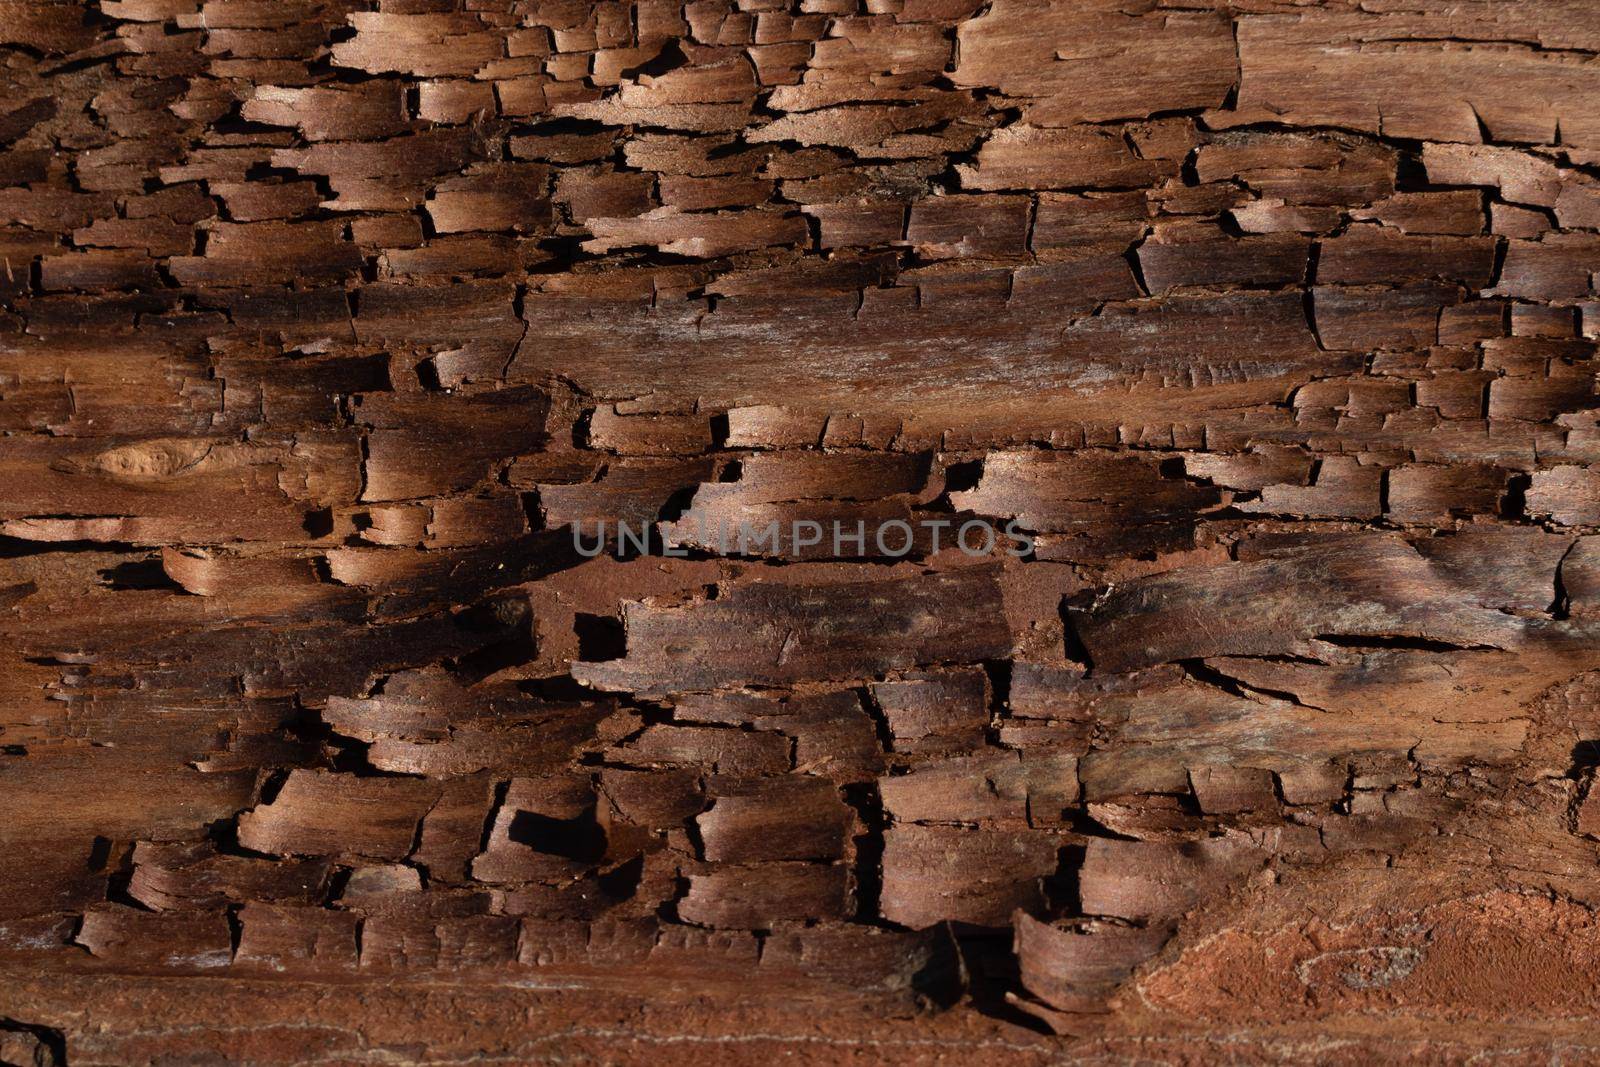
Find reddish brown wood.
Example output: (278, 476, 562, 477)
(4, 0, 1600, 1062)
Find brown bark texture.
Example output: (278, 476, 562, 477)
(4, 0, 1600, 1062)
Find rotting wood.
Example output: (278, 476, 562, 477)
(4, 0, 1600, 1062)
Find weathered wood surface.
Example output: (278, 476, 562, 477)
(4, 0, 1600, 1062)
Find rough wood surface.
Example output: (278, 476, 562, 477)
(3, 0, 1600, 1063)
